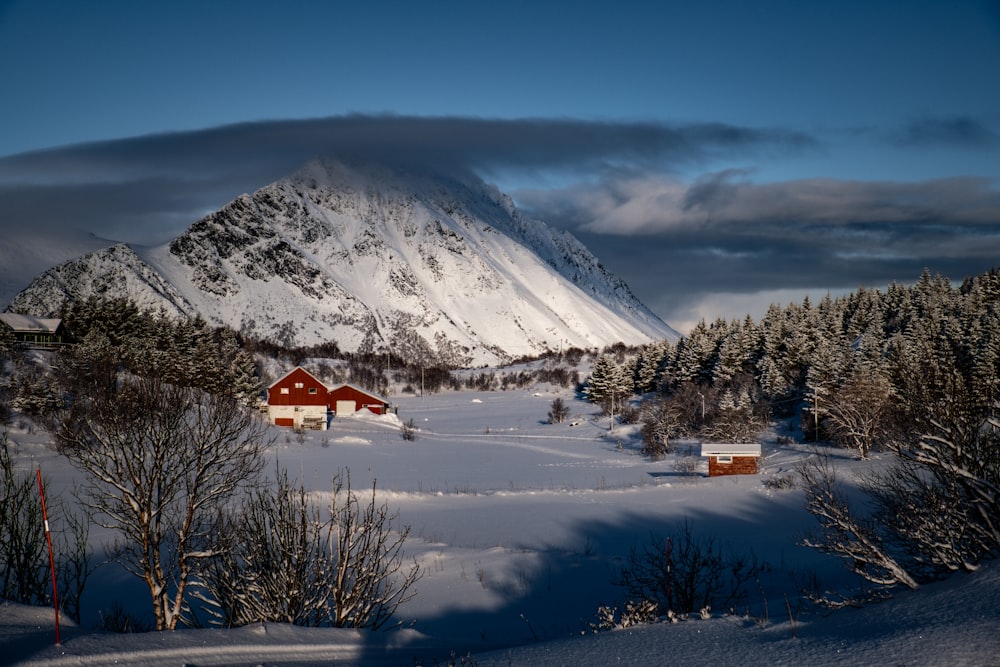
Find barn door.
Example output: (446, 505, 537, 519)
(335, 400, 356, 416)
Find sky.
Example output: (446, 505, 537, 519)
(1, 0, 999, 332)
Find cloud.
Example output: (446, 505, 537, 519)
(891, 115, 999, 148)
(0, 115, 814, 183)
(517, 170, 1000, 233)
(0, 114, 815, 244)
(518, 169, 1000, 331)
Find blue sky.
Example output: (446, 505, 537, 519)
(1, 0, 999, 331)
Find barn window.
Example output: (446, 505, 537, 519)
(717, 455, 733, 464)
(280, 388, 289, 394)
(294, 382, 304, 389)
(309, 388, 318, 394)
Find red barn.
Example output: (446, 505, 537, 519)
(266, 367, 330, 430)
(701, 443, 762, 476)
(328, 383, 389, 417)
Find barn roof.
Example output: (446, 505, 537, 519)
(0, 313, 62, 333)
(267, 366, 328, 390)
(700, 443, 762, 457)
(328, 383, 388, 404)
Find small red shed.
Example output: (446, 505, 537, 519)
(328, 383, 389, 417)
(266, 367, 330, 430)
(701, 443, 762, 477)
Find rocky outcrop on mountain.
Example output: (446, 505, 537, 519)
(8, 243, 193, 318)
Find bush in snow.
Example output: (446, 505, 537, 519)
(197, 467, 421, 630)
(590, 599, 659, 632)
(615, 520, 758, 615)
(547, 397, 571, 424)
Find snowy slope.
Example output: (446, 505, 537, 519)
(7, 159, 678, 364)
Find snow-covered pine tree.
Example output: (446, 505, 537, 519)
(585, 353, 633, 416)
(673, 320, 719, 386)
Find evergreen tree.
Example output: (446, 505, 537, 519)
(585, 354, 632, 416)
(632, 344, 661, 394)
(673, 320, 718, 385)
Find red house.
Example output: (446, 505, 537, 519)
(266, 367, 330, 430)
(265, 367, 391, 430)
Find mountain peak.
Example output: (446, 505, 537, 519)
(10, 159, 678, 364)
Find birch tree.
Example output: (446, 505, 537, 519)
(55, 376, 270, 630)
(798, 453, 920, 591)
(823, 369, 897, 459)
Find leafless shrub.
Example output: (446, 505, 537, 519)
(96, 601, 152, 633)
(797, 452, 919, 590)
(763, 474, 797, 490)
(197, 468, 420, 631)
(616, 520, 758, 614)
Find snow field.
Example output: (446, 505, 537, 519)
(4, 381, 999, 665)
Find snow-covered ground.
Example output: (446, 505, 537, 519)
(3, 374, 999, 665)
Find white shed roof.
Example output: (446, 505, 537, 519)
(0, 313, 62, 333)
(700, 443, 762, 457)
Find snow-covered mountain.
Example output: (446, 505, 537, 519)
(8, 159, 678, 364)
(0, 229, 114, 309)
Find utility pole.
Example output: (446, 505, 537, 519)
(610, 387, 615, 433)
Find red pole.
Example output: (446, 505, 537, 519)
(36, 468, 61, 646)
(666, 536, 672, 612)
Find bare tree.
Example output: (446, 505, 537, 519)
(197, 468, 421, 630)
(863, 458, 982, 576)
(881, 415, 1000, 569)
(55, 376, 270, 630)
(823, 370, 896, 459)
(639, 396, 685, 460)
(797, 453, 919, 590)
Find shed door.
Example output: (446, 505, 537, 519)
(335, 400, 356, 416)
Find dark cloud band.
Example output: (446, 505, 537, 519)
(0, 114, 996, 329)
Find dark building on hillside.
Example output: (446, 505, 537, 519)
(0, 313, 66, 348)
